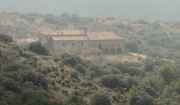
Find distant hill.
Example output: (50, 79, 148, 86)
(1, 0, 180, 21)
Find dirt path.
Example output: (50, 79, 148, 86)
(103, 52, 147, 62)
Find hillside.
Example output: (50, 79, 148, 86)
(1, 12, 180, 59)
(1, 32, 180, 105)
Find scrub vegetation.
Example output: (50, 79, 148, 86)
(1, 13, 180, 105)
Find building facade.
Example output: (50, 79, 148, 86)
(40, 27, 125, 53)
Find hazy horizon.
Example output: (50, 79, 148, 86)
(1, 0, 180, 21)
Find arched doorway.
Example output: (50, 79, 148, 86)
(117, 48, 121, 52)
(111, 48, 115, 53)
(104, 48, 109, 53)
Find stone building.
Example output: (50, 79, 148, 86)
(40, 27, 125, 53)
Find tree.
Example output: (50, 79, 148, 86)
(128, 86, 155, 105)
(0, 34, 13, 43)
(125, 41, 138, 52)
(28, 41, 49, 55)
(159, 66, 175, 84)
(162, 85, 174, 98)
(143, 57, 156, 72)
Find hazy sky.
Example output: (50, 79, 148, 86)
(1, 0, 180, 21)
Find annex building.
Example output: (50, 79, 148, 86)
(40, 27, 125, 53)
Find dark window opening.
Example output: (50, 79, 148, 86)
(81, 42, 83, 46)
(111, 48, 115, 52)
(117, 48, 121, 52)
(63, 43, 65, 46)
(72, 43, 74, 46)
(98, 43, 102, 49)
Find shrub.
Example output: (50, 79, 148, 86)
(117, 23, 125, 29)
(19, 50, 34, 58)
(88, 64, 102, 76)
(127, 67, 145, 77)
(101, 74, 125, 88)
(64, 95, 84, 105)
(62, 89, 68, 95)
(137, 30, 146, 35)
(81, 80, 93, 87)
(28, 41, 49, 55)
(51, 80, 56, 86)
(60, 53, 77, 66)
(159, 66, 175, 84)
(60, 67, 65, 73)
(129, 94, 155, 105)
(49, 72, 56, 78)
(1, 78, 21, 92)
(39, 78, 49, 90)
(64, 79, 70, 84)
(89, 71, 96, 79)
(90, 92, 111, 105)
(56, 78, 62, 84)
(75, 64, 86, 74)
(0, 34, 13, 43)
(2, 62, 21, 72)
(61, 75, 65, 80)
(70, 70, 78, 79)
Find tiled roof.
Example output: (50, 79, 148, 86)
(52, 35, 89, 41)
(41, 30, 84, 35)
(41, 30, 124, 41)
(88, 32, 123, 40)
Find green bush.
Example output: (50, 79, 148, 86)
(62, 89, 68, 95)
(127, 67, 145, 77)
(101, 74, 125, 88)
(75, 64, 86, 74)
(88, 64, 102, 76)
(70, 70, 78, 79)
(28, 41, 49, 55)
(90, 92, 111, 105)
(64, 95, 84, 105)
(129, 94, 155, 105)
(89, 71, 96, 79)
(0, 34, 13, 43)
(81, 80, 93, 87)
(60, 67, 65, 73)
(49, 72, 56, 78)
(2, 62, 22, 72)
(61, 75, 65, 80)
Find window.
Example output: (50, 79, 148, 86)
(63, 43, 65, 46)
(72, 43, 74, 46)
(98, 43, 102, 49)
(81, 42, 83, 46)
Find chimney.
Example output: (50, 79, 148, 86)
(84, 26, 88, 35)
